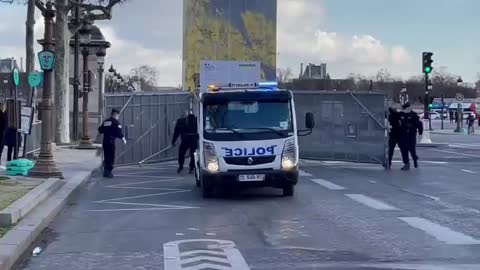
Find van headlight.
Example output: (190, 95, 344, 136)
(281, 138, 298, 170)
(203, 142, 219, 173)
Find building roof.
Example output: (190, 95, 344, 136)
(0, 58, 18, 73)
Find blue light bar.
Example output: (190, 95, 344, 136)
(258, 81, 278, 88)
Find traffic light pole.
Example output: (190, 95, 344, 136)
(420, 73, 432, 144)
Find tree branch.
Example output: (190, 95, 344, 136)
(34, 0, 45, 13)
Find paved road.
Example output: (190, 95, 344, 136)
(15, 145, 480, 270)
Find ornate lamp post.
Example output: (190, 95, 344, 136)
(78, 20, 95, 149)
(96, 47, 106, 125)
(29, 2, 63, 178)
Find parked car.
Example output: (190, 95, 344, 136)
(429, 112, 441, 120)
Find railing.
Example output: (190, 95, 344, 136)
(24, 120, 42, 158)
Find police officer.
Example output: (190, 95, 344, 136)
(399, 102, 423, 170)
(172, 111, 198, 174)
(98, 108, 126, 178)
(388, 106, 402, 168)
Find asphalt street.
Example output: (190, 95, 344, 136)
(14, 136, 480, 270)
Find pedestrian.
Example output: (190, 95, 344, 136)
(387, 106, 402, 168)
(399, 102, 423, 170)
(98, 108, 126, 178)
(467, 113, 475, 134)
(0, 103, 6, 167)
(449, 111, 454, 124)
(5, 127, 21, 162)
(172, 110, 198, 174)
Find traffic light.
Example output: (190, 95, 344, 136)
(422, 52, 433, 74)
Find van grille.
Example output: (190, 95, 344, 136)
(224, 156, 275, 166)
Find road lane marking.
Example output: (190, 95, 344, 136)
(164, 239, 250, 270)
(85, 207, 196, 212)
(299, 170, 312, 177)
(392, 160, 447, 164)
(95, 189, 191, 203)
(433, 149, 480, 158)
(461, 169, 477, 174)
(346, 194, 399, 210)
(105, 178, 184, 188)
(399, 217, 480, 245)
(311, 179, 346, 190)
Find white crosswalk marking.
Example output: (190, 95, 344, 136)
(346, 194, 399, 210)
(311, 179, 346, 190)
(299, 170, 312, 177)
(399, 217, 480, 245)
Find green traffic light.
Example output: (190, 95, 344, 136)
(428, 104, 433, 108)
(424, 67, 432, 74)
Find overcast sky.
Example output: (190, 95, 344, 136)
(1, 0, 479, 86)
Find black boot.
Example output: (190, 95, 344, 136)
(103, 170, 113, 178)
(413, 159, 418, 168)
(401, 164, 410, 171)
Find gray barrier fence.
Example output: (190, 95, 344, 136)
(294, 91, 388, 166)
(25, 120, 42, 157)
(105, 92, 191, 166)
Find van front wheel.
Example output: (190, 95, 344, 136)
(282, 184, 294, 197)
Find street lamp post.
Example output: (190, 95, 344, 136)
(454, 77, 464, 133)
(77, 20, 95, 149)
(96, 48, 106, 126)
(29, 2, 63, 178)
(400, 83, 408, 106)
(427, 80, 433, 131)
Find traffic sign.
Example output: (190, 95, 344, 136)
(455, 93, 464, 102)
(38, 50, 56, 71)
(12, 68, 19, 86)
(28, 71, 43, 88)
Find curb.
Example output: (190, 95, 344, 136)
(0, 168, 98, 270)
(431, 131, 480, 136)
(0, 179, 63, 227)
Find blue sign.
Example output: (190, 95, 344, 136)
(222, 146, 277, 157)
(38, 50, 56, 71)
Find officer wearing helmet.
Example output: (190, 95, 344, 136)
(98, 108, 126, 178)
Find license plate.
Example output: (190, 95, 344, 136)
(238, 174, 265, 182)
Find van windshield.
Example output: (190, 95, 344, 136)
(203, 100, 293, 140)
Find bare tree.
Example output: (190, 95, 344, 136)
(32, 0, 127, 143)
(431, 66, 456, 86)
(276, 68, 292, 83)
(130, 65, 159, 90)
(375, 68, 392, 82)
(26, 0, 35, 73)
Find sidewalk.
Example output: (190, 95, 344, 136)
(430, 128, 480, 136)
(0, 145, 101, 270)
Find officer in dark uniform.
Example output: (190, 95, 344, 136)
(388, 106, 402, 168)
(399, 102, 423, 170)
(98, 108, 126, 178)
(172, 111, 198, 174)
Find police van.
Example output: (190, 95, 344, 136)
(194, 61, 314, 198)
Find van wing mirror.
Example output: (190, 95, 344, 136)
(306, 112, 315, 129)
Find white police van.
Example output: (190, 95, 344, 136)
(194, 61, 314, 197)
